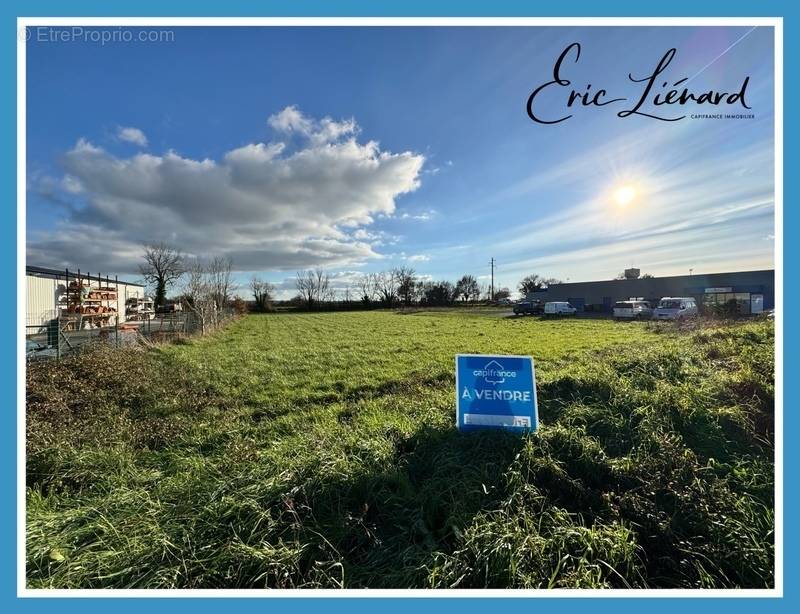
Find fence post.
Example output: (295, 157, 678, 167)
(115, 275, 119, 348)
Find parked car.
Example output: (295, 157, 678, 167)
(513, 300, 544, 315)
(613, 300, 653, 320)
(544, 301, 577, 316)
(653, 297, 698, 320)
(496, 298, 512, 306)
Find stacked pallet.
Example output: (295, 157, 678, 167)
(63, 273, 119, 329)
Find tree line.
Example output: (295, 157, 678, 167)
(139, 242, 568, 314)
(291, 267, 518, 309)
(290, 269, 571, 310)
(139, 242, 277, 314)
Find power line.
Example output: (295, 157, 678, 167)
(489, 258, 495, 301)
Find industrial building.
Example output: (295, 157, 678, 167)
(526, 269, 775, 315)
(26, 265, 146, 327)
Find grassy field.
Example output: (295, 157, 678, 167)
(26, 309, 775, 589)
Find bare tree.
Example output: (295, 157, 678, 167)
(455, 275, 480, 302)
(180, 256, 241, 331)
(182, 258, 216, 333)
(322, 287, 337, 303)
(250, 276, 275, 312)
(394, 266, 418, 306)
(420, 280, 456, 306)
(356, 273, 379, 304)
(207, 256, 236, 309)
(296, 269, 330, 309)
(376, 270, 399, 306)
(183, 258, 207, 302)
(317, 270, 332, 305)
(296, 271, 315, 307)
(342, 284, 353, 303)
(140, 243, 185, 308)
(518, 274, 545, 295)
(518, 274, 561, 296)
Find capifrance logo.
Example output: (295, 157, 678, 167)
(472, 360, 517, 384)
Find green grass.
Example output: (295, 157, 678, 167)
(26, 310, 775, 588)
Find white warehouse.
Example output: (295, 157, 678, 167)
(26, 265, 146, 328)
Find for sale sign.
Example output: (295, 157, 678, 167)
(455, 354, 538, 432)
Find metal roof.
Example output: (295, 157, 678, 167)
(26, 265, 145, 287)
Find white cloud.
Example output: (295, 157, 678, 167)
(267, 106, 311, 133)
(399, 209, 435, 221)
(407, 254, 430, 262)
(351, 228, 399, 246)
(352, 228, 373, 240)
(61, 175, 84, 194)
(267, 105, 358, 146)
(28, 107, 425, 274)
(117, 126, 148, 147)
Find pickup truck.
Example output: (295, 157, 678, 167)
(513, 300, 544, 316)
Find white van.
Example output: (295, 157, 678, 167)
(653, 297, 698, 320)
(613, 300, 653, 320)
(544, 301, 577, 316)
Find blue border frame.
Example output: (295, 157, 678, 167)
(4, 1, 797, 612)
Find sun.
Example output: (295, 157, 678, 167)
(613, 185, 637, 207)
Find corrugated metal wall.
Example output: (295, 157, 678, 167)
(26, 275, 59, 326)
(27, 274, 146, 327)
(528, 269, 775, 312)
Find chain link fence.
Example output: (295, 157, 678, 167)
(25, 308, 237, 362)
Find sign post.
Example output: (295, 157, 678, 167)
(455, 354, 538, 432)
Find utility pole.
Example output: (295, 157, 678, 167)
(490, 258, 495, 302)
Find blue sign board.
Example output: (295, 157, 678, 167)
(455, 354, 538, 432)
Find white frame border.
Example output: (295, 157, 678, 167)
(17, 15, 784, 599)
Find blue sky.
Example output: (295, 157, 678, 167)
(25, 25, 775, 297)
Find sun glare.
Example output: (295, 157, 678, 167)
(613, 185, 637, 207)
